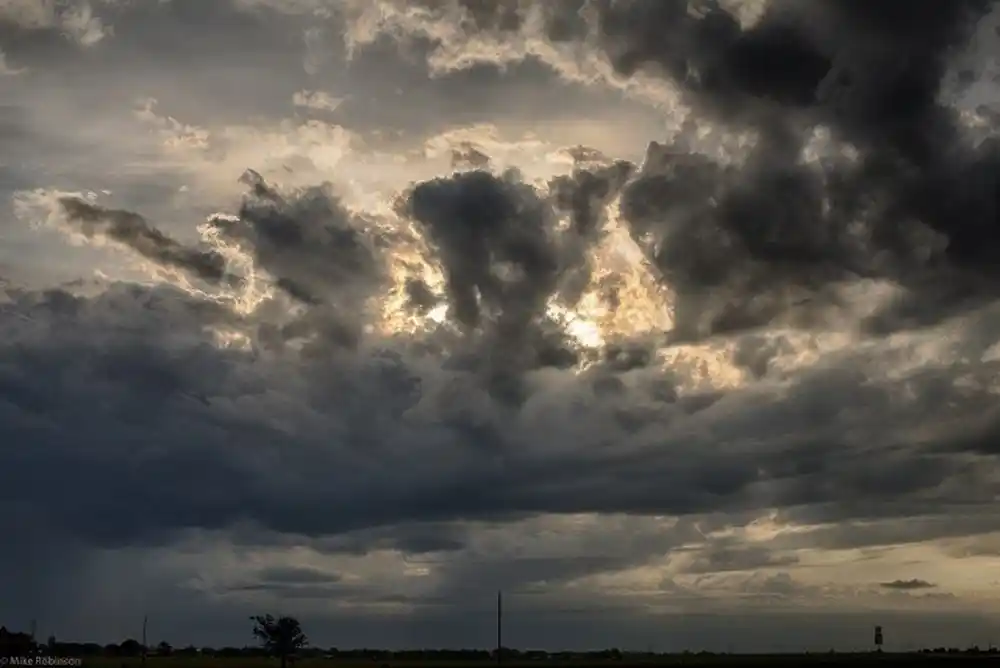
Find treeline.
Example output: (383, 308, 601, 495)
(919, 646, 1000, 655)
(13, 636, 1000, 659)
(34, 642, 633, 661)
(33, 644, 1000, 658)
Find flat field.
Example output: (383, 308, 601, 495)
(66, 654, 996, 668)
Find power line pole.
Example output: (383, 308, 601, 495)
(142, 615, 148, 668)
(497, 590, 502, 666)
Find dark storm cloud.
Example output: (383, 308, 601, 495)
(1, 265, 997, 553)
(881, 579, 936, 591)
(222, 169, 383, 308)
(12, 1, 1000, 536)
(7, 153, 1000, 554)
(549, 158, 634, 304)
(59, 197, 229, 283)
(6, 0, 1000, 649)
(399, 169, 561, 333)
(54, 172, 388, 352)
(362, 0, 1000, 339)
(396, 160, 637, 388)
(204, 169, 386, 354)
(601, 0, 1000, 338)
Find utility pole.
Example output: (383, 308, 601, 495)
(496, 590, 502, 666)
(142, 615, 148, 668)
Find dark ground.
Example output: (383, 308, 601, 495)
(69, 653, 1000, 668)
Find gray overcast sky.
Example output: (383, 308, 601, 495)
(3, 0, 1000, 653)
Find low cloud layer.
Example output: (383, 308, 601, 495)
(2, 0, 1000, 652)
(881, 579, 937, 591)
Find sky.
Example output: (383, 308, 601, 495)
(3, 0, 1000, 654)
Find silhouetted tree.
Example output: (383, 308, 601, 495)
(250, 614, 308, 668)
(120, 639, 142, 657)
(156, 641, 172, 656)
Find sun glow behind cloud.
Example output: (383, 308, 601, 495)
(15, 89, 926, 397)
(64, 96, 728, 376)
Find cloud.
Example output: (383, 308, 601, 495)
(7, 169, 1000, 548)
(0, 0, 111, 46)
(3, 0, 1000, 651)
(292, 90, 346, 112)
(881, 579, 937, 591)
(329, 1, 1000, 344)
(58, 196, 229, 284)
(255, 565, 343, 585)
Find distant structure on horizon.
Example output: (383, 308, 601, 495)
(875, 625, 883, 652)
